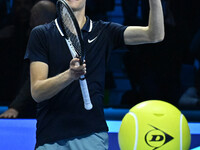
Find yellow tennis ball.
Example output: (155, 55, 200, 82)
(118, 100, 191, 150)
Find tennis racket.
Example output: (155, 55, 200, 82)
(56, 0, 93, 110)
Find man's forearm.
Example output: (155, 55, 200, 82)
(148, 0, 165, 42)
(31, 58, 86, 103)
(123, 0, 164, 45)
(31, 69, 74, 103)
(10, 79, 31, 111)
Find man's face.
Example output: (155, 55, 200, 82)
(65, 0, 86, 12)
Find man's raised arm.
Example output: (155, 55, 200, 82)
(124, 0, 164, 45)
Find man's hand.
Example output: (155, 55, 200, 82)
(0, 108, 19, 118)
(30, 58, 86, 102)
(69, 58, 86, 80)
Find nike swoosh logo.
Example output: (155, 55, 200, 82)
(88, 36, 98, 43)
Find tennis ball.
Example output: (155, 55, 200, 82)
(118, 100, 191, 150)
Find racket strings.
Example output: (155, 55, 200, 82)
(60, 4, 82, 56)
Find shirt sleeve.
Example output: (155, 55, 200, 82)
(24, 25, 49, 64)
(107, 22, 127, 49)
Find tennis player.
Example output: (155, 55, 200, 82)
(25, 0, 164, 149)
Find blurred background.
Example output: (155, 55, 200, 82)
(0, 0, 200, 120)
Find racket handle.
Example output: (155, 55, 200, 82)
(79, 75, 93, 110)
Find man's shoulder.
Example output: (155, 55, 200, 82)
(92, 19, 125, 32)
(31, 20, 56, 34)
(92, 20, 110, 28)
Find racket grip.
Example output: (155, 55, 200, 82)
(79, 75, 93, 110)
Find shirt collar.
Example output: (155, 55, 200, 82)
(82, 16, 93, 32)
(55, 16, 93, 37)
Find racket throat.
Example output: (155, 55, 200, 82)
(66, 38, 77, 58)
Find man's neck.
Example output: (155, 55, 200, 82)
(74, 9, 86, 29)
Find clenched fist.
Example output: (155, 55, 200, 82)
(69, 58, 86, 80)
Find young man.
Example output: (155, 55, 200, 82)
(25, 0, 164, 149)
